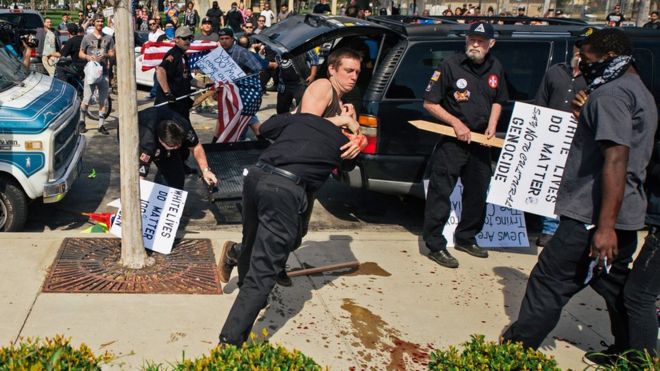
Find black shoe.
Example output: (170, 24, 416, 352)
(455, 243, 489, 258)
(584, 342, 622, 365)
(427, 250, 459, 268)
(219, 240, 238, 283)
(275, 270, 292, 287)
(78, 121, 87, 133)
(536, 233, 553, 247)
(98, 125, 109, 135)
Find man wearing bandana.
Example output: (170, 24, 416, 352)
(502, 28, 658, 364)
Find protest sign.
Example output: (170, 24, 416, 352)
(424, 179, 529, 248)
(487, 102, 577, 218)
(197, 47, 246, 83)
(110, 180, 188, 254)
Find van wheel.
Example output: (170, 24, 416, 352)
(0, 179, 28, 232)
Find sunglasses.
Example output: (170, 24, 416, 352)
(179, 36, 194, 41)
(245, 25, 253, 28)
(149, 22, 156, 25)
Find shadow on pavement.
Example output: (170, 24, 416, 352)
(224, 235, 358, 341)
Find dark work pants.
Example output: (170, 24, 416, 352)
(624, 227, 660, 357)
(276, 83, 305, 114)
(219, 167, 308, 345)
(423, 138, 492, 251)
(153, 147, 190, 190)
(502, 217, 638, 350)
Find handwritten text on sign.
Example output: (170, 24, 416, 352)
(487, 102, 577, 218)
(197, 47, 246, 83)
(424, 179, 529, 248)
(110, 180, 188, 255)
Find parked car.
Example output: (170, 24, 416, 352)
(253, 15, 660, 198)
(0, 48, 85, 231)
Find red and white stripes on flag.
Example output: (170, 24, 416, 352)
(214, 82, 251, 143)
(140, 41, 218, 71)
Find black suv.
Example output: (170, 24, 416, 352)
(253, 15, 660, 198)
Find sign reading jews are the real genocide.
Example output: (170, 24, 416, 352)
(197, 47, 246, 83)
(110, 180, 188, 255)
(487, 102, 577, 218)
(424, 179, 529, 248)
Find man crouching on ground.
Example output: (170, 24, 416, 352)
(218, 112, 363, 345)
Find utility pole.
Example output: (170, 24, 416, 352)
(113, 0, 150, 268)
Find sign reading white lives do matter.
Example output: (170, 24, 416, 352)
(197, 47, 246, 83)
(424, 179, 529, 248)
(487, 102, 577, 218)
(110, 180, 188, 254)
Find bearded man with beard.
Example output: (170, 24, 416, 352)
(531, 35, 588, 248)
(502, 28, 658, 365)
(420, 21, 508, 269)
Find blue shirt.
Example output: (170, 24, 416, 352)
(225, 44, 263, 74)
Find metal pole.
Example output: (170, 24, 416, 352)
(114, 0, 150, 268)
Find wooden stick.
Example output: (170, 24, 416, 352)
(287, 261, 360, 277)
(409, 120, 504, 148)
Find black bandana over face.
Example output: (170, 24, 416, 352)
(579, 55, 632, 93)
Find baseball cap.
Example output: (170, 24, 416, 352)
(218, 27, 234, 38)
(201, 16, 212, 24)
(574, 26, 595, 47)
(175, 26, 193, 38)
(466, 21, 495, 39)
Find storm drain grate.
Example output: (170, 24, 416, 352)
(43, 238, 222, 295)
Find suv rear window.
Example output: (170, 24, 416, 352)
(0, 13, 43, 30)
(386, 40, 552, 101)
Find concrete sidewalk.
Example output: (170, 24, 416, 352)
(0, 231, 614, 370)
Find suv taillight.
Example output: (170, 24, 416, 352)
(358, 114, 378, 154)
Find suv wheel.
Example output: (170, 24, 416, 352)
(0, 179, 28, 232)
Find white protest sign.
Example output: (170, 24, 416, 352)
(110, 180, 188, 255)
(424, 179, 529, 248)
(487, 102, 577, 218)
(102, 7, 114, 17)
(197, 47, 246, 83)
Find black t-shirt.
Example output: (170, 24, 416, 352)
(206, 7, 224, 31)
(138, 107, 200, 176)
(606, 12, 625, 26)
(534, 62, 587, 113)
(155, 45, 192, 103)
(226, 9, 244, 32)
(61, 34, 84, 66)
(423, 53, 508, 132)
(258, 113, 351, 192)
(313, 3, 331, 13)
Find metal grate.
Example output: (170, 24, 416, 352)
(43, 238, 222, 294)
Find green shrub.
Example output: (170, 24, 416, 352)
(0, 335, 112, 370)
(587, 349, 660, 370)
(145, 333, 323, 371)
(428, 334, 560, 371)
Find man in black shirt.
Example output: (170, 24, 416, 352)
(225, 2, 244, 34)
(138, 106, 217, 190)
(532, 42, 587, 247)
(218, 112, 360, 346)
(643, 11, 659, 29)
(606, 4, 625, 27)
(313, 0, 331, 14)
(205, 1, 224, 33)
(155, 26, 206, 122)
(422, 22, 508, 269)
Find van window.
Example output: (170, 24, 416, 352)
(0, 47, 27, 92)
(490, 41, 552, 101)
(0, 13, 43, 30)
(386, 41, 463, 99)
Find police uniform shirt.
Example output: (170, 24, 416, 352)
(424, 53, 508, 132)
(534, 62, 587, 113)
(156, 45, 192, 102)
(137, 107, 200, 177)
(258, 113, 351, 192)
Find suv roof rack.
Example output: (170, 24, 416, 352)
(368, 16, 592, 38)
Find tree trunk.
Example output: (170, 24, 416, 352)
(113, 0, 149, 269)
(636, 0, 650, 25)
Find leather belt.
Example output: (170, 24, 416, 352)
(255, 161, 306, 188)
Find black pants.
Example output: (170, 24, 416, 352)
(219, 167, 308, 345)
(276, 83, 305, 114)
(153, 147, 190, 190)
(624, 227, 660, 357)
(423, 138, 492, 251)
(502, 217, 638, 350)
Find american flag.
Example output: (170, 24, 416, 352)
(140, 41, 218, 71)
(214, 74, 263, 143)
